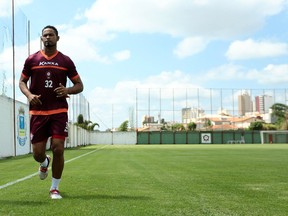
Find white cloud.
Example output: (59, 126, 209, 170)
(0, 0, 32, 17)
(197, 63, 288, 86)
(87, 70, 201, 106)
(226, 39, 288, 60)
(0, 37, 42, 98)
(0, 42, 32, 76)
(87, 70, 204, 128)
(81, 0, 287, 59)
(143, 70, 201, 89)
(56, 23, 116, 63)
(6, 0, 285, 65)
(2, 0, 288, 124)
(204, 64, 246, 81)
(84, 0, 286, 38)
(113, 50, 131, 61)
(246, 64, 288, 84)
(84, 62, 288, 128)
(0, 0, 10, 17)
(174, 37, 208, 58)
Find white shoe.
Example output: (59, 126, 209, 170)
(50, 189, 62, 199)
(39, 155, 51, 180)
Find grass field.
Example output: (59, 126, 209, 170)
(0, 144, 288, 216)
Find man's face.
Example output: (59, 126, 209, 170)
(41, 28, 59, 48)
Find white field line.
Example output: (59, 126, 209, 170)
(0, 145, 107, 190)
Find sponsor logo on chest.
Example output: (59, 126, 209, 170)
(39, 61, 59, 66)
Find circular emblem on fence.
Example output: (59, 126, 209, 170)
(201, 133, 211, 144)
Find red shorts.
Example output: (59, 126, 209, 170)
(30, 112, 68, 144)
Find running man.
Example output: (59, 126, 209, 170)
(19, 25, 84, 199)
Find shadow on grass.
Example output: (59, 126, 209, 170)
(0, 199, 45, 206)
(0, 154, 32, 163)
(64, 193, 151, 201)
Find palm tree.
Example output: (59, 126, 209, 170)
(119, 120, 129, 131)
(75, 114, 99, 131)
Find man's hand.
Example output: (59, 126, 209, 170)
(28, 94, 42, 105)
(54, 83, 68, 97)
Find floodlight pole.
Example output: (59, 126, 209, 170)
(12, 0, 16, 156)
(112, 104, 114, 145)
(28, 20, 30, 55)
(135, 88, 138, 130)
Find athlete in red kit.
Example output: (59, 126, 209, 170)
(19, 25, 83, 199)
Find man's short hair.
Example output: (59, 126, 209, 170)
(42, 25, 58, 36)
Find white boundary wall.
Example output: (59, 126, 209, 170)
(0, 95, 31, 158)
(0, 96, 93, 158)
(0, 95, 15, 158)
(0, 95, 136, 158)
(66, 123, 91, 147)
(90, 131, 137, 145)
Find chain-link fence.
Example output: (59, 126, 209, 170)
(1, 5, 90, 128)
(1, 5, 28, 99)
(136, 88, 288, 130)
(68, 92, 90, 123)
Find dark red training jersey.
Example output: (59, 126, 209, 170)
(22, 50, 80, 115)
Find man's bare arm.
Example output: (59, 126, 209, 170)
(54, 76, 84, 97)
(19, 75, 42, 105)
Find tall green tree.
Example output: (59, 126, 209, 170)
(187, 122, 197, 131)
(77, 114, 84, 124)
(271, 103, 288, 129)
(203, 118, 212, 129)
(249, 121, 264, 130)
(172, 123, 185, 131)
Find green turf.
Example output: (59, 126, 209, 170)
(0, 144, 288, 216)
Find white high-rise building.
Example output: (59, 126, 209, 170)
(238, 91, 253, 116)
(255, 95, 274, 114)
(182, 107, 205, 123)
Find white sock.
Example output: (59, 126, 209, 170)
(51, 177, 61, 191)
(40, 156, 48, 168)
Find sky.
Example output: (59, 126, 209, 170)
(1, 0, 288, 130)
